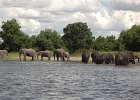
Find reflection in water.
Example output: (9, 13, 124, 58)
(0, 60, 140, 100)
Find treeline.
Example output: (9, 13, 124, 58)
(0, 19, 140, 53)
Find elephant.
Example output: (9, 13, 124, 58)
(115, 51, 135, 66)
(91, 52, 114, 64)
(0, 50, 8, 58)
(54, 49, 65, 61)
(91, 51, 105, 64)
(37, 50, 51, 61)
(91, 51, 100, 63)
(81, 50, 90, 64)
(19, 48, 36, 61)
(100, 53, 114, 64)
(64, 52, 70, 61)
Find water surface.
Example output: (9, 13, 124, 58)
(0, 60, 140, 100)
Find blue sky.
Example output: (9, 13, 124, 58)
(0, 0, 139, 38)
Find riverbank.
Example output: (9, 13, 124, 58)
(0, 52, 140, 62)
(0, 52, 82, 61)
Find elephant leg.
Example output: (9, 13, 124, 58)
(60, 57, 62, 61)
(41, 57, 43, 60)
(24, 55, 26, 61)
(32, 56, 34, 61)
(124, 61, 128, 66)
(40, 55, 43, 60)
(115, 59, 117, 65)
(57, 56, 59, 61)
(48, 56, 51, 61)
(63, 56, 65, 61)
(112, 59, 114, 64)
(106, 60, 109, 64)
(82, 58, 83, 62)
(132, 58, 135, 64)
(115, 59, 119, 66)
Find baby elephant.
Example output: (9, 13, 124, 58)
(37, 50, 51, 61)
(64, 52, 70, 61)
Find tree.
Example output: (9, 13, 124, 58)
(62, 22, 93, 53)
(95, 36, 107, 51)
(36, 29, 63, 50)
(106, 35, 117, 51)
(27, 35, 37, 49)
(0, 19, 28, 51)
(118, 25, 140, 51)
(94, 35, 117, 51)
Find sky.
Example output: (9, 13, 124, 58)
(0, 0, 140, 38)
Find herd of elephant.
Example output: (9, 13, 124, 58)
(18, 48, 70, 61)
(82, 50, 140, 66)
(0, 48, 70, 61)
(0, 48, 140, 66)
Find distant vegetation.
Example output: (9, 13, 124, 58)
(0, 18, 140, 53)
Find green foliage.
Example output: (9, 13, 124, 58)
(118, 25, 140, 51)
(62, 22, 93, 53)
(94, 36, 106, 51)
(28, 35, 37, 48)
(36, 29, 63, 50)
(106, 35, 117, 51)
(93, 35, 117, 51)
(0, 18, 139, 53)
(0, 19, 29, 51)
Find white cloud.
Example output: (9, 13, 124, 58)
(111, 10, 140, 30)
(94, 31, 120, 38)
(0, 0, 139, 37)
(19, 19, 41, 35)
(5, 7, 40, 18)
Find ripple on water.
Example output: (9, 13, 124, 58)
(0, 60, 140, 100)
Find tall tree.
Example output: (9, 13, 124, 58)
(62, 22, 93, 53)
(95, 36, 107, 51)
(106, 35, 117, 51)
(118, 25, 140, 51)
(0, 19, 28, 51)
(36, 29, 63, 50)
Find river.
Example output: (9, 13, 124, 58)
(0, 60, 140, 100)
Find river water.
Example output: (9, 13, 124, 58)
(0, 60, 140, 100)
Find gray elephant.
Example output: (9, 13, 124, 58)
(91, 51, 104, 64)
(19, 48, 36, 61)
(91, 51, 114, 64)
(115, 51, 135, 66)
(100, 53, 114, 64)
(37, 50, 51, 61)
(82, 50, 90, 64)
(64, 52, 70, 61)
(0, 50, 8, 58)
(54, 49, 65, 61)
(91, 51, 100, 64)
